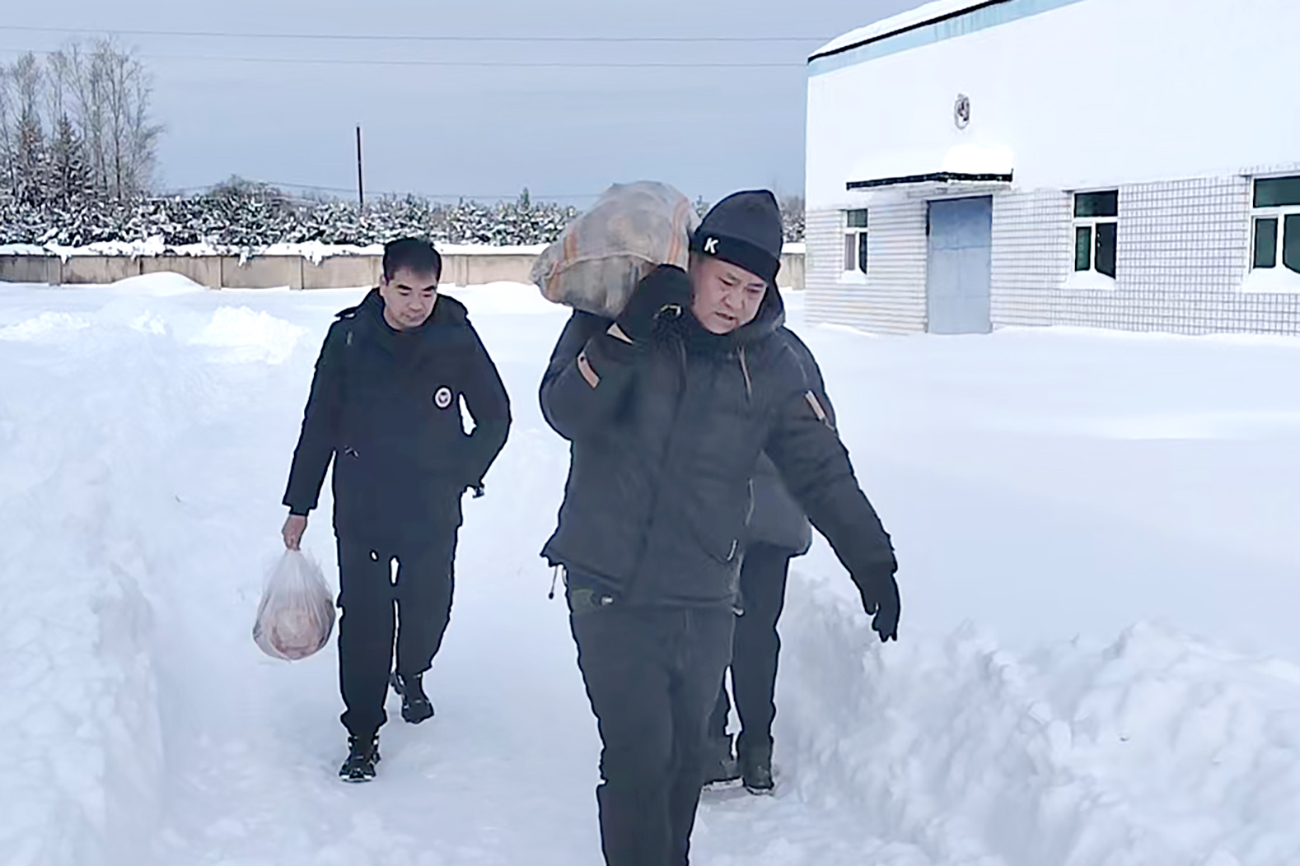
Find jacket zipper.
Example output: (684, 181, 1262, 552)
(738, 347, 753, 403)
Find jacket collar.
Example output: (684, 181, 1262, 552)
(343, 289, 469, 356)
(350, 288, 469, 330)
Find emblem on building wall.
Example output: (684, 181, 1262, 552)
(955, 94, 971, 129)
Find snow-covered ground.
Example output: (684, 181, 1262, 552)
(2, 274, 1299, 866)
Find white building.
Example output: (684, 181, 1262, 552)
(804, 0, 1300, 335)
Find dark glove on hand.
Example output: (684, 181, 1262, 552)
(616, 265, 692, 343)
(856, 566, 901, 643)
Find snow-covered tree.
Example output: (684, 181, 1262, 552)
(14, 111, 49, 206)
(49, 113, 95, 206)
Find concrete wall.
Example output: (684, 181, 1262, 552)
(441, 254, 539, 288)
(0, 255, 59, 284)
(220, 256, 304, 290)
(304, 256, 381, 290)
(0, 250, 807, 291)
(140, 256, 222, 287)
(60, 256, 142, 284)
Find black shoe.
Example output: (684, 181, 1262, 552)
(739, 739, 775, 795)
(702, 736, 741, 789)
(339, 733, 380, 783)
(391, 671, 435, 724)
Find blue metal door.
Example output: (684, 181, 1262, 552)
(926, 197, 993, 334)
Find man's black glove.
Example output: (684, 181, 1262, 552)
(856, 566, 901, 643)
(616, 264, 692, 343)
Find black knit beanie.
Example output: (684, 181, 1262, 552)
(691, 190, 784, 286)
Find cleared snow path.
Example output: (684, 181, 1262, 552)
(2, 277, 1299, 866)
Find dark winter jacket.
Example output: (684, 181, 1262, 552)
(284, 289, 511, 542)
(539, 279, 894, 608)
(747, 328, 835, 557)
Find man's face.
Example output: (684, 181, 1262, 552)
(378, 266, 439, 330)
(689, 256, 768, 335)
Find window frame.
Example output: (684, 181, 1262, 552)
(1071, 191, 1119, 280)
(1250, 176, 1300, 276)
(843, 209, 869, 276)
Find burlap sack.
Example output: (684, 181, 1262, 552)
(532, 181, 700, 318)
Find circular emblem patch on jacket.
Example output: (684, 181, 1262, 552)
(434, 386, 453, 410)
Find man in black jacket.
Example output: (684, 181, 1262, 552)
(282, 238, 511, 783)
(540, 191, 899, 866)
(704, 328, 834, 796)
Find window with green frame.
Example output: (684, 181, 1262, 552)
(1073, 191, 1118, 279)
(1252, 177, 1300, 275)
(843, 209, 868, 274)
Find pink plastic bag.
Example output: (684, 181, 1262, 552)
(253, 550, 336, 661)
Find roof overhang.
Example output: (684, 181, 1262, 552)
(845, 143, 1015, 195)
(848, 170, 1013, 190)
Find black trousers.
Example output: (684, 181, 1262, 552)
(336, 528, 457, 738)
(569, 584, 734, 866)
(708, 543, 794, 751)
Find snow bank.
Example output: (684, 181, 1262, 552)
(189, 307, 306, 365)
(776, 579, 1300, 866)
(106, 273, 207, 296)
(0, 293, 314, 866)
(0, 312, 93, 341)
(0, 331, 169, 865)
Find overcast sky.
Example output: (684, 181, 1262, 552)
(1, 0, 915, 206)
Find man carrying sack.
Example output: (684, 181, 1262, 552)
(282, 238, 511, 783)
(539, 191, 900, 865)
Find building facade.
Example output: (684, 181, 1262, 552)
(805, 0, 1300, 335)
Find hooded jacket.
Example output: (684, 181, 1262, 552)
(284, 289, 511, 541)
(539, 270, 893, 607)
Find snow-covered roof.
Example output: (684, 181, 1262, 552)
(847, 142, 1015, 188)
(812, 0, 996, 59)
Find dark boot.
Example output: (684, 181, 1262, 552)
(739, 737, 774, 795)
(391, 671, 435, 724)
(339, 733, 381, 783)
(702, 735, 740, 789)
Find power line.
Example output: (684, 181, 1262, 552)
(0, 48, 804, 69)
(178, 179, 598, 201)
(0, 24, 830, 44)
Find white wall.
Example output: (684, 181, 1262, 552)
(807, 0, 1300, 210)
(806, 203, 929, 333)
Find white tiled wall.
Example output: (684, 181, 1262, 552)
(806, 202, 927, 334)
(990, 190, 1072, 328)
(806, 171, 1300, 336)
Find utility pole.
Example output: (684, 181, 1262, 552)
(356, 124, 365, 210)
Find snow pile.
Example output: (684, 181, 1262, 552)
(0, 324, 175, 865)
(189, 307, 306, 365)
(0, 311, 92, 341)
(776, 581, 1300, 865)
(0, 288, 320, 866)
(106, 273, 206, 297)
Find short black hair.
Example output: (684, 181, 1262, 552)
(383, 238, 442, 282)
